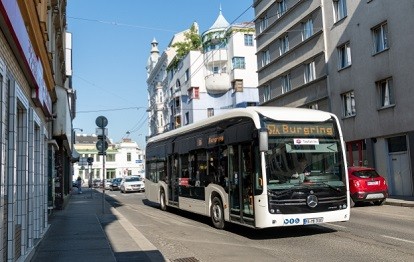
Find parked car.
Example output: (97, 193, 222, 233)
(92, 179, 102, 188)
(104, 179, 112, 190)
(110, 177, 122, 191)
(72, 181, 78, 188)
(120, 176, 145, 193)
(348, 166, 388, 207)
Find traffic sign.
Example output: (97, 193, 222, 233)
(96, 140, 108, 152)
(95, 116, 108, 128)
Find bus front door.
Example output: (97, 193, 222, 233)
(228, 144, 255, 226)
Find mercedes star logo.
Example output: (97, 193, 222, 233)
(307, 195, 318, 208)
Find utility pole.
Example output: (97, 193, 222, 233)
(96, 116, 108, 213)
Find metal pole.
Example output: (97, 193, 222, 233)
(102, 127, 106, 214)
(89, 163, 93, 198)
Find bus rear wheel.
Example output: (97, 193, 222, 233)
(211, 197, 225, 229)
(160, 190, 167, 211)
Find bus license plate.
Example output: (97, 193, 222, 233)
(304, 217, 323, 225)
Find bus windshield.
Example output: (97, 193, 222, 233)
(264, 120, 346, 190)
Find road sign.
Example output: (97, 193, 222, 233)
(95, 116, 108, 128)
(96, 140, 108, 152)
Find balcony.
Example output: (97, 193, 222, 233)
(205, 73, 230, 94)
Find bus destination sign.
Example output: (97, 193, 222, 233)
(267, 123, 334, 137)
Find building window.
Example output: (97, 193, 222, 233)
(277, 0, 287, 18)
(212, 66, 219, 74)
(232, 57, 245, 69)
(279, 35, 289, 55)
(281, 74, 291, 93)
(342, 91, 356, 117)
(233, 79, 243, 92)
(261, 50, 270, 67)
(372, 22, 388, 53)
(184, 69, 189, 82)
(333, 0, 347, 23)
(259, 14, 268, 33)
(304, 61, 316, 83)
(207, 108, 214, 117)
(244, 34, 253, 46)
(107, 154, 116, 162)
(302, 18, 314, 40)
(188, 86, 199, 99)
(127, 153, 131, 162)
(377, 78, 394, 107)
(263, 85, 271, 102)
(338, 42, 351, 69)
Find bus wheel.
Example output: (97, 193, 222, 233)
(211, 197, 225, 229)
(160, 190, 167, 211)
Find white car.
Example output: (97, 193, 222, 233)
(120, 176, 145, 193)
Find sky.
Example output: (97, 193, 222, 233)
(67, 0, 255, 148)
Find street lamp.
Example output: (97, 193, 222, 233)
(72, 128, 83, 145)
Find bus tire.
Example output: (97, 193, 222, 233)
(211, 196, 225, 229)
(160, 190, 167, 211)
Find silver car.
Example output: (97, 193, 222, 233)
(120, 176, 145, 193)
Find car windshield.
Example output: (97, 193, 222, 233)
(125, 176, 141, 182)
(264, 120, 346, 190)
(352, 170, 380, 178)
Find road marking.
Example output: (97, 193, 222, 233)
(381, 235, 414, 244)
(110, 206, 162, 261)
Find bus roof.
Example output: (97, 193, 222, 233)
(147, 106, 337, 144)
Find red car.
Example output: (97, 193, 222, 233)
(348, 166, 388, 207)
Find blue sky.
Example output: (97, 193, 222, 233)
(67, 0, 255, 148)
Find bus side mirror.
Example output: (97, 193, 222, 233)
(259, 128, 268, 152)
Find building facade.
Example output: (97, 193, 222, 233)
(0, 0, 72, 260)
(254, 0, 414, 197)
(146, 10, 259, 137)
(73, 135, 145, 184)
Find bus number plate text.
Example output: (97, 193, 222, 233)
(303, 217, 324, 225)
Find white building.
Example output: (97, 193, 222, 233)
(73, 135, 145, 184)
(147, 9, 259, 137)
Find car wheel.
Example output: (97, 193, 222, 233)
(160, 190, 167, 211)
(211, 196, 225, 229)
(373, 199, 385, 206)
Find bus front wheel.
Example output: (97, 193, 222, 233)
(211, 197, 225, 229)
(160, 190, 167, 211)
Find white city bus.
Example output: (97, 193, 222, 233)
(145, 107, 350, 229)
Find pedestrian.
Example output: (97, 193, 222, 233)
(76, 176, 83, 194)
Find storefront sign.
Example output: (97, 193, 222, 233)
(0, 0, 52, 116)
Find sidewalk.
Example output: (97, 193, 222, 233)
(385, 195, 414, 207)
(29, 187, 166, 262)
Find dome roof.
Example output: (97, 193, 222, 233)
(209, 8, 229, 30)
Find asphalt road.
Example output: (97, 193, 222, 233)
(105, 190, 414, 262)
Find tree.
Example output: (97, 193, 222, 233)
(172, 24, 201, 61)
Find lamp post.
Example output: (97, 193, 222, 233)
(72, 128, 83, 145)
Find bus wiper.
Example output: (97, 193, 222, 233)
(267, 186, 308, 197)
(317, 182, 342, 192)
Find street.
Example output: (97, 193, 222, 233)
(103, 190, 414, 262)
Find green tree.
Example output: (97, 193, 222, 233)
(172, 24, 201, 61)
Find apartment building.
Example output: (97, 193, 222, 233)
(0, 0, 73, 260)
(254, 0, 414, 197)
(146, 10, 259, 136)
